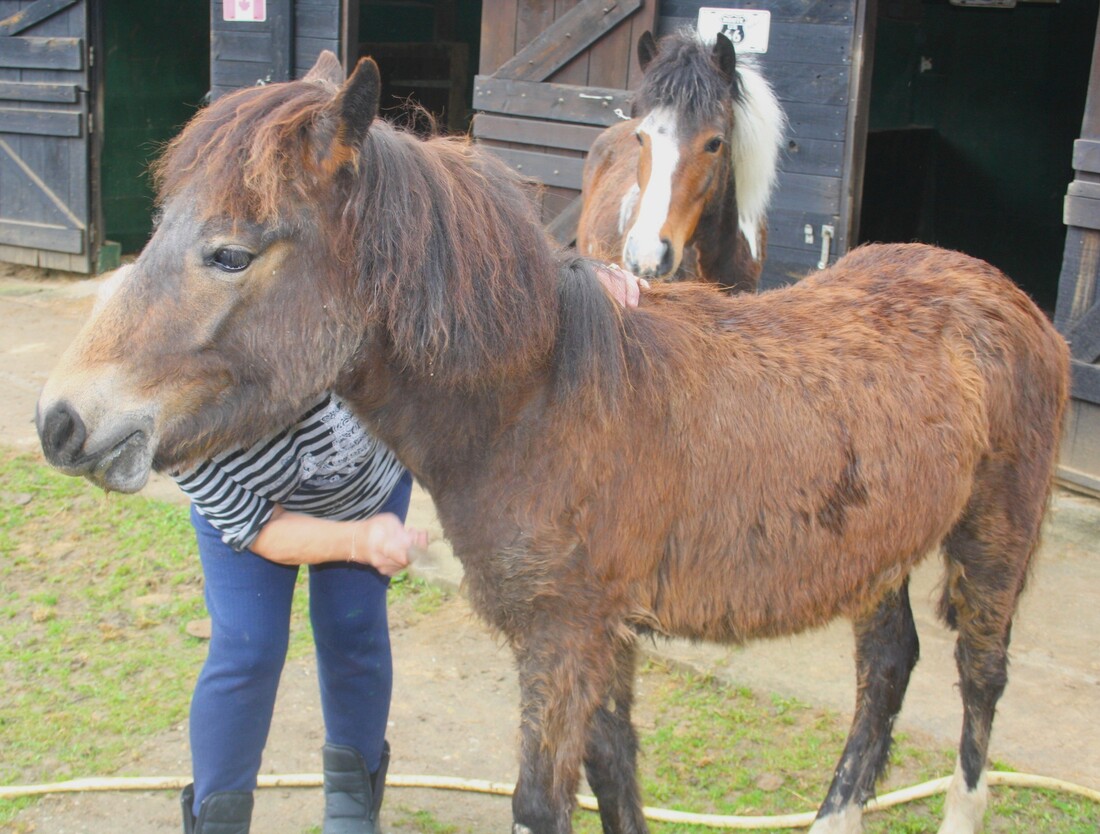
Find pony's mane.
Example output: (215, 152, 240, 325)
(635, 29, 740, 131)
(730, 56, 785, 242)
(345, 121, 567, 385)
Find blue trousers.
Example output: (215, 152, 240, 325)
(188, 472, 411, 812)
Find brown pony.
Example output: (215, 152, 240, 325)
(577, 30, 784, 293)
(37, 53, 1069, 834)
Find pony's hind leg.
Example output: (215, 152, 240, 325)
(583, 638, 648, 834)
(810, 580, 920, 834)
(937, 500, 1036, 834)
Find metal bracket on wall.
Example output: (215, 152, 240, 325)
(817, 225, 835, 269)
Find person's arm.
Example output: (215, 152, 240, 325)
(251, 505, 428, 576)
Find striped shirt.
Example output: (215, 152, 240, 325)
(174, 394, 406, 551)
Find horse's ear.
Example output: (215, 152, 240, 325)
(335, 57, 381, 147)
(713, 32, 738, 86)
(637, 31, 658, 71)
(304, 50, 345, 87)
(315, 56, 380, 171)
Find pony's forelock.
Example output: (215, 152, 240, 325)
(152, 80, 337, 223)
(635, 29, 737, 131)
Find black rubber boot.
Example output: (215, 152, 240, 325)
(181, 783, 254, 834)
(322, 741, 389, 834)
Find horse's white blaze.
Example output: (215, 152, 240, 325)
(623, 107, 679, 275)
(807, 804, 863, 834)
(938, 760, 988, 834)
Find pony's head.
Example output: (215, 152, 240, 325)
(36, 53, 385, 491)
(621, 30, 783, 279)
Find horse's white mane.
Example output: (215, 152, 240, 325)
(730, 54, 786, 260)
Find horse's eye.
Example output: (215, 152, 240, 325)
(704, 136, 724, 154)
(210, 247, 253, 273)
(634, 131, 644, 145)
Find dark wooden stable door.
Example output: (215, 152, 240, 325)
(473, 0, 658, 243)
(0, 0, 95, 272)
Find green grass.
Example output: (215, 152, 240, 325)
(0, 450, 326, 824)
(1, 449, 208, 825)
(571, 663, 1098, 834)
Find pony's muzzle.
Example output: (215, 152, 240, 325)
(624, 235, 675, 279)
(36, 400, 155, 493)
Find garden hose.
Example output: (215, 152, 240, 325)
(2, 769, 1098, 829)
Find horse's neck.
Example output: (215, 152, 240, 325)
(692, 168, 760, 293)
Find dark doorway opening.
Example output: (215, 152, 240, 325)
(860, 0, 1098, 313)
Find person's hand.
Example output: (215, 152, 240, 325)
(595, 263, 649, 308)
(351, 512, 429, 576)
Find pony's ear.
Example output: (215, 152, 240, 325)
(713, 32, 737, 85)
(314, 56, 380, 172)
(303, 50, 345, 87)
(335, 57, 381, 148)
(637, 31, 658, 71)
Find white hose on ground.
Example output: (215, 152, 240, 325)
(1, 771, 1097, 829)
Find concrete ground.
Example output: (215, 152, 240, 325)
(3, 265, 1098, 800)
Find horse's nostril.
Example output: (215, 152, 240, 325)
(658, 239, 674, 276)
(39, 401, 86, 465)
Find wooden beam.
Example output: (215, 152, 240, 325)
(493, 0, 642, 82)
(474, 76, 632, 127)
(472, 113, 604, 153)
(0, 0, 79, 37)
(0, 37, 82, 71)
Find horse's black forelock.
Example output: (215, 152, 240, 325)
(635, 31, 740, 130)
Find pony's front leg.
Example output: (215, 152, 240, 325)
(510, 619, 619, 834)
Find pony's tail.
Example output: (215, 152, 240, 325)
(731, 58, 786, 261)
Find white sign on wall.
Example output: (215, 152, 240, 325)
(224, 0, 267, 23)
(697, 8, 772, 54)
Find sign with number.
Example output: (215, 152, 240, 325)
(223, 0, 267, 22)
(697, 8, 771, 54)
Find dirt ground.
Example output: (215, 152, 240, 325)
(3, 264, 1099, 833)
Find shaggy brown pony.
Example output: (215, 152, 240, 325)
(37, 52, 1069, 834)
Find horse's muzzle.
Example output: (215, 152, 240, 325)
(624, 236, 677, 280)
(36, 400, 155, 493)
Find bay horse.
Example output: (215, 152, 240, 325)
(576, 30, 785, 293)
(37, 52, 1069, 834)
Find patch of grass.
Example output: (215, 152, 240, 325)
(0, 450, 205, 824)
(0, 448, 320, 826)
(0, 446, 454, 829)
(389, 806, 461, 833)
(388, 572, 451, 618)
(572, 661, 1099, 833)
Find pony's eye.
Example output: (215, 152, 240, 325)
(210, 247, 254, 273)
(634, 131, 644, 145)
(704, 136, 724, 154)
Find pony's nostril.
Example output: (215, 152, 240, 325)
(658, 239, 674, 276)
(39, 401, 86, 465)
